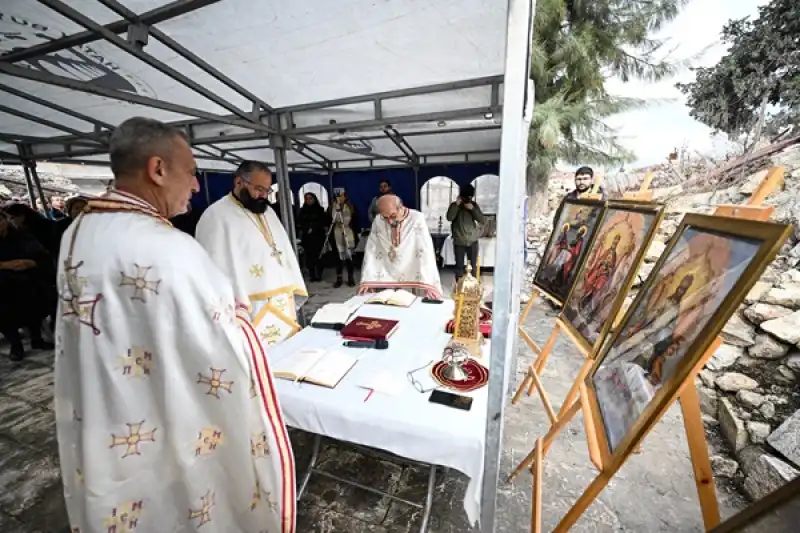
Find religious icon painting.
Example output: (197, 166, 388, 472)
(561, 201, 665, 354)
(586, 213, 791, 466)
(533, 198, 605, 306)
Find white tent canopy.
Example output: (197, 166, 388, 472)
(0, 0, 507, 171)
(0, 1, 533, 531)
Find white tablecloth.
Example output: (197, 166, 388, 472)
(442, 236, 497, 267)
(269, 296, 488, 524)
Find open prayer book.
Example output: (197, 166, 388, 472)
(365, 289, 417, 307)
(272, 348, 358, 389)
(311, 301, 362, 327)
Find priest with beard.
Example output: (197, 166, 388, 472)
(358, 194, 442, 299)
(196, 161, 307, 347)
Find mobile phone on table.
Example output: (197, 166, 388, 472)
(422, 297, 443, 304)
(429, 390, 473, 411)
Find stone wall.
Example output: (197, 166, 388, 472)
(523, 141, 800, 501)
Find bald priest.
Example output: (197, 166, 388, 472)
(358, 194, 443, 299)
(196, 161, 307, 347)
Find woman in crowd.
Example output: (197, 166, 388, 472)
(0, 210, 56, 360)
(329, 189, 358, 288)
(297, 192, 329, 282)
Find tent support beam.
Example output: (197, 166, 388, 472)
(1, 0, 222, 63)
(18, 144, 51, 213)
(0, 84, 115, 132)
(275, 75, 503, 113)
(269, 117, 299, 256)
(0, 104, 106, 145)
(285, 107, 500, 136)
(0, 62, 276, 133)
(481, 0, 535, 531)
(384, 127, 419, 164)
(37, 0, 257, 123)
(94, 0, 274, 113)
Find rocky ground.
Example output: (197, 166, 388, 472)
(524, 139, 800, 514)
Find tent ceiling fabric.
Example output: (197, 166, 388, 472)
(0, 0, 508, 169)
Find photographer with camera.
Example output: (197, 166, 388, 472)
(446, 183, 486, 281)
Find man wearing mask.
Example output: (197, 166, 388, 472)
(445, 184, 486, 281)
(552, 166, 605, 224)
(196, 161, 307, 347)
(368, 179, 392, 223)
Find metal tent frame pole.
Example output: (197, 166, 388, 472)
(21, 164, 37, 208)
(481, 0, 534, 531)
(29, 162, 51, 216)
(270, 117, 298, 256)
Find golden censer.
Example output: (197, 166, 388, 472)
(450, 261, 485, 358)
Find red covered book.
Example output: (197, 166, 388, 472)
(340, 316, 399, 341)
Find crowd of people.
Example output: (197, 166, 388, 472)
(0, 194, 88, 360)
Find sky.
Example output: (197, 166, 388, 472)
(600, 0, 769, 170)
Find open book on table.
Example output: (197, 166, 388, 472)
(366, 289, 417, 307)
(272, 348, 358, 389)
(311, 301, 362, 328)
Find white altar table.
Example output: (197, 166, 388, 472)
(269, 295, 489, 530)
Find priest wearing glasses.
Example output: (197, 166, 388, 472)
(196, 160, 307, 347)
(358, 194, 443, 299)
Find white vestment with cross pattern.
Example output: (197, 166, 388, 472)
(196, 194, 307, 348)
(54, 191, 296, 533)
(358, 208, 443, 299)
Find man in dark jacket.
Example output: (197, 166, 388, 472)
(446, 184, 486, 280)
(552, 166, 606, 224)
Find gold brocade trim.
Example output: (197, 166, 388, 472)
(252, 302, 302, 335)
(248, 285, 308, 302)
(236, 316, 296, 532)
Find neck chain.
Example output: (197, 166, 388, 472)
(231, 193, 283, 266)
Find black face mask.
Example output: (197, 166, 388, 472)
(237, 188, 269, 214)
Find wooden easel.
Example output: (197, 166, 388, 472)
(623, 171, 654, 201)
(579, 175, 604, 201)
(515, 176, 783, 533)
(517, 286, 562, 363)
(522, 336, 724, 533)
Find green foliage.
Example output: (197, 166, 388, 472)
(676, 0, 800, 137)
(528, 0, 688, 202)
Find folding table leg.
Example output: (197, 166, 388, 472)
(418, 465, 438, 533)
(297, 434, 322, 500)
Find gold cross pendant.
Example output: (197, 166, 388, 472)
(271, 248, 283, 266)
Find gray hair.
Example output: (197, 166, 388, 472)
(109, 117, 186, 178)
(234, 160, 271, 179)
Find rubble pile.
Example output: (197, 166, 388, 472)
(0, 165, 80, 200)
(523, 138, 800, 500)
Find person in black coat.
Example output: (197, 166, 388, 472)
(297, 192, 329, 281)
(0, 210, 56, 360)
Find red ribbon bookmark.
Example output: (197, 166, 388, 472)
(363, 388, 374, 402)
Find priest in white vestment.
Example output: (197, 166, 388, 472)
(55, 117, 295, 533)
(359, 194, 443, 298)
(196, 161, 307, 348)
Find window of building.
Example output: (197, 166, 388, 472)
(472, 174, 500, 214)
(298, 182, 329, 210)
(420, 176, 458, 233)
